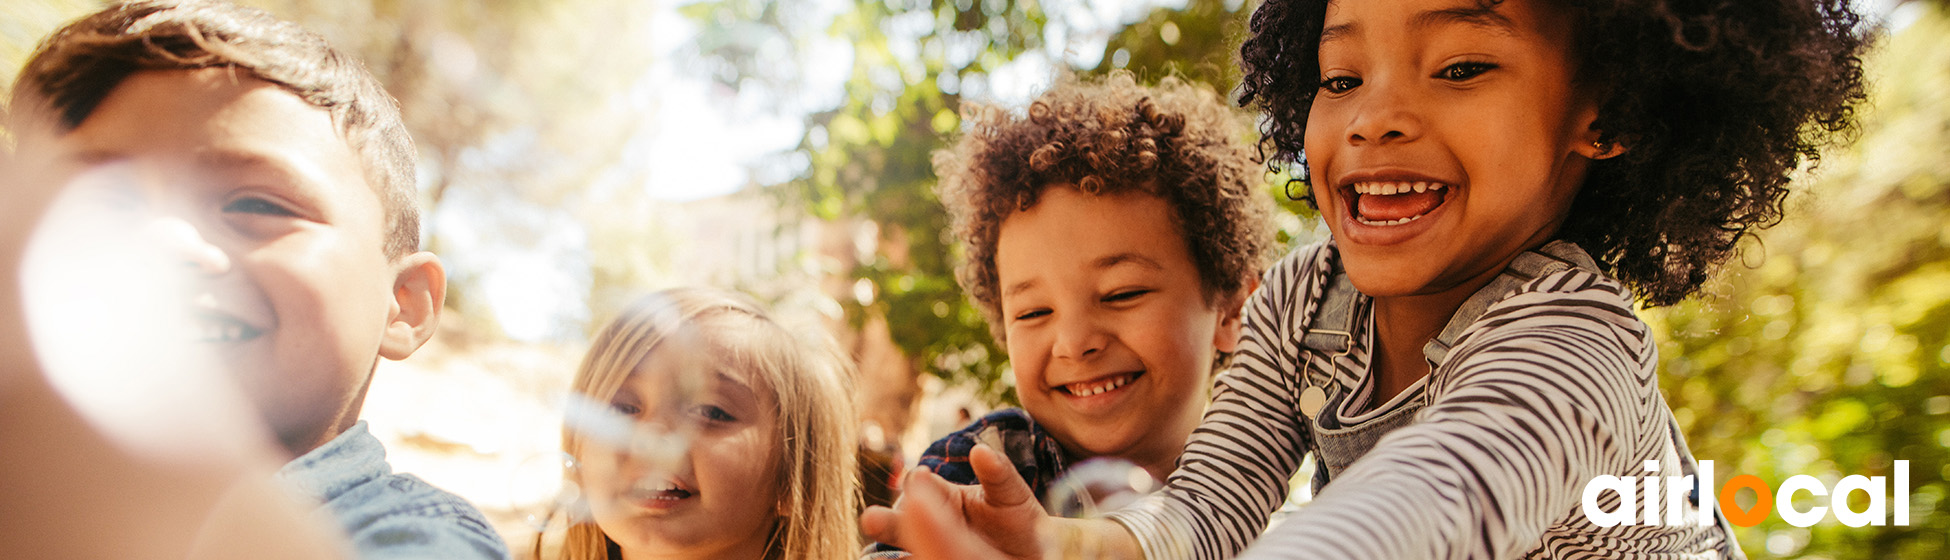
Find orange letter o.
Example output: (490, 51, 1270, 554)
(1720, 474, 1774, 527)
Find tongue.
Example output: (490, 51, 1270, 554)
(1357, 190, 1445, 222)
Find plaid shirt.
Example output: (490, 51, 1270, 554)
(863, 408, 1070, 559)
(916, 408, 1070, 501)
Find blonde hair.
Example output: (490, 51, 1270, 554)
(549, 288, 860, 560)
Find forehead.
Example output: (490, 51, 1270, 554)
(56, 69, 377, 204)
(1322, 0, 1569, 42)
(621, 334, 773, 402)
(994, 186, 1195, 285)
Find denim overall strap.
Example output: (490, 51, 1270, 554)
(1421, 240, 1597, 367)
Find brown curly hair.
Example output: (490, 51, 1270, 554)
(936, 72, 1277, 340)
(1238, 0, 1869, 306)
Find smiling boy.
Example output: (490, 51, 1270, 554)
(10, 2, 507, 558)
(901, 73, 1275, 510)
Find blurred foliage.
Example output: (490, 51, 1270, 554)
(1642, 4, 1950, 557)
(683, 0, 1273, 404)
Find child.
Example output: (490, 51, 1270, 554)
(553, 288, 859, 560)
(863, 0, 1868, 558)
(9, 2, 507, 558)
(864, 73, 1275, 556)
(921, 72, 1272, 497)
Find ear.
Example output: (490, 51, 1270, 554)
(378, 251, 446, 361)
(1570, 96, 1626, 160)
(1212, 277, 1259, 355)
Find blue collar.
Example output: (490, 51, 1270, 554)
(275, 420, 390, 504)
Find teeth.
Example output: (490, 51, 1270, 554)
(1352, 181, 1447, 195)
(1354, 215, 1423, 226)
(1350, 181, 1448, 226)
(1065, 373, 1137, 397)
(629, 479, 691, 500)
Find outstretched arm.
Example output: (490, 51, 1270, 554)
(1240, 277, 1661, 559)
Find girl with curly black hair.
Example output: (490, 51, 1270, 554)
(862, 0, 1868, 558)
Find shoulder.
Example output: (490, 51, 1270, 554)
(1242, 240, 1336, 320)
(329, 472, 510, 560)
(1474, 267, 1643, 341)
(1263, 240, 1333, 289)
(1437, 264, 1655, 403)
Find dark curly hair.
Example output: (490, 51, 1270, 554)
(1238, 0, 1869, 306)
(936, 72, 1277, 340)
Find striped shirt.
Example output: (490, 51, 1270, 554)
(1106, 241, 1742, 559)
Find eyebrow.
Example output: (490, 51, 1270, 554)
(1320, 4, 1516, 46)
(195, 149, 301, 178)
(1001, 252, 1165, 298)
(1410, 6, 1517, 36)
(1092, 252, 1164, 271)
(714, 371, 754, 392)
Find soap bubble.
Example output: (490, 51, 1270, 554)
(1042, 458, 1159, 559)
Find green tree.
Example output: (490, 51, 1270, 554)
(681, 0, 1267, 441)
(1643, 4, 1950, 557)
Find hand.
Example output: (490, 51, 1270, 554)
(862, 444, 1047, 559)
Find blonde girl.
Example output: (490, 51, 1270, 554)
(550, 288, 858, 560)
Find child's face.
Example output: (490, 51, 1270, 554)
(580, 347, 782, 560)
(33, 69, 410, 455)
(1305, 0, 1599, 298)
(994, 186, 1237, 475)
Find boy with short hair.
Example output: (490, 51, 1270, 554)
(871, 73, 1274, 557)
(10, 2, 507, 558)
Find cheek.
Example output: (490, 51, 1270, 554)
(253, 234, 394, 333)
(1134, 305, 1217, 371)
(1003, 334, 1049, 388)
(696, 426, 781, 494)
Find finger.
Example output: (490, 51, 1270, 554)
(969, 444, 1036, 509)
(901, 470, 1010, 560)
(861, 505, 901, 546)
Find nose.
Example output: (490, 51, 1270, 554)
(1344, 79, 1423, 146)
(146, 217, 229, 275)
(1050, 311, 1108, 361)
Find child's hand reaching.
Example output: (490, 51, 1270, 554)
(863, 444, 1044, 559)
(863, 444, 1149, 559)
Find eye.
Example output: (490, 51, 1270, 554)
(691, 405, 737, 423)
(609, 401, 642, 417)
(1436, 61, 1497, 81)
(1103, 289, 1151, 303)
(1319, 75, 1361, 94)
(222, 196, 298, 217)
(1012, 308, 1051, 321)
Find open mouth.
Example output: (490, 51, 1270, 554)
(1057, 371, 1142, 397)
(1345, 181, 1450, 226)
(193, 311, 264, 343)
(628, 479, 695, 503)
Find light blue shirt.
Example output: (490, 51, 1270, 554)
(278, 421, 510, 560)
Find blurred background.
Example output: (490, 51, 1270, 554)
(2, 0, 1945, 557)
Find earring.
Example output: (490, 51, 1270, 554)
(1591, 141, 1614, 159)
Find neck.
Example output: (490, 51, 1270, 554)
(1366, 259, 1513, 405)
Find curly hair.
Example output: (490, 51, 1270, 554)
(936, 72, 1277, 340)
(1238, 0, 1869, 306)
(11, 0, 420, 259)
